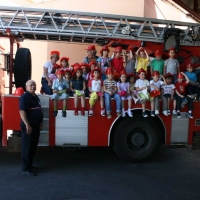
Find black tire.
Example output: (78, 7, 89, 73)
(14, 48, 32, 91)
(113, 116, 161, 161)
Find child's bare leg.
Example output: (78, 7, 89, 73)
(150, 100, 154, 111)
(173, 100, 176, 110)
(54, 99, 57, 111)
(100, 96, 104, 109)
(74, 94, 79, 108)
(142, 101, 146, 112)
(122, 100, 125, 109)
(167, 98, 170, 110)
(63, 99, 66, 111)
(81, 95, 85, 107)
(128, 99, 132, 109)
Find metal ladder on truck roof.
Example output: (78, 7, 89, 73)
(0, 6, 200, 46)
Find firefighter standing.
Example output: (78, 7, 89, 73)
(19, 80, 43, 176)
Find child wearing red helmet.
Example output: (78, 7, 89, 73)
(50, 69, 69, 117)
(164, 47, 180, 82)
(87, 61, 97, 82)
(97, 46, 112, 80)
(48, 64, 61, 84)
(161, 73, 177, 116)
(103, 68, 122, 119)
(135, 68, 150, 117)
(128, 73, 141, 104)
(185, 63, 199, 99)
(135, 47, 149, 74)
(64, 69, 73, 96)
(83, 45, 99, 64)
(111, 46, 126, 77)
(80, 63, 89, 81)
(149, 71, 166, 117)
(125, 45, 135, 75)
(117, 70, 133, 117)
(150, 50, 164, 75)
(60, 57, 70, 70)
(70, 64, 86, 116)
(88, 67, 105, 116)
(175, 72, 193, 118)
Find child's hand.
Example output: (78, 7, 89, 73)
(110, 91, 114, 95)
(48, 81, 52, 86)
(171, 96, 174, 100)
(180, 95, 184, 98)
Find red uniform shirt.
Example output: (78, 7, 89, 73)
(111, 57, 124, 73)
(175, 81, 187, 95)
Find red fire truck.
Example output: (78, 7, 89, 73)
(1, 6, 200, 161)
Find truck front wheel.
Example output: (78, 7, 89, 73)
(113, 117, 161, 161)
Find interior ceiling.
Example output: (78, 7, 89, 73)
(172, 0, 200, 20)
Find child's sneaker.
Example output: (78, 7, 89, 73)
(167, 110, 171, 115)
(142, 111, 148, 117)
(155, 110, 159, 115)
(122, 110, 126, 117)
(100, 109, 106, 116)
(116, 112, 122, 117)
(187, 112, 193, 119)
(162, 110, 168, 116)
(107, 113, 112, 119)
(150, 111, 155, 117)
(88, 110, 93, 116)
(172, 110, 177, 115)
(127, 110, 133, 117)
(177, 112, 181, 118)
(62, 110, 66, 117)
(53, 111, 58, 117)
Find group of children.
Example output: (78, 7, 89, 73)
(48, 45, 200, 119)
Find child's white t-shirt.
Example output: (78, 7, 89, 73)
(88, 79, 103, 92)
(135, 79, 149, 88)
(161, 84, 175, 95)
(42, 61, 53, 78)
(150, 80, 164, 92)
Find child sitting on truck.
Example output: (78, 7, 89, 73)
(185, 63, 199, 99)
(128, 73, 141, 104)
(70, 64, 86, 116)
(135, 68, 150, 117)
(161, 73, 177, 116)
(48, 64, 61, 84)
(50, 69, 69, 117)
(117, 70, 133, 117)
(88, 67, 105, 116)
(149, 71, 166, 117)
(103, 67, 122, 119)
(175, 72, 193, 119)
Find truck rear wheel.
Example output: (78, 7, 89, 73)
(14, 48, 32, 91)
(113, 116, 161, 161)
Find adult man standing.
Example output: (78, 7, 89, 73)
(19, 80, 43, 176)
